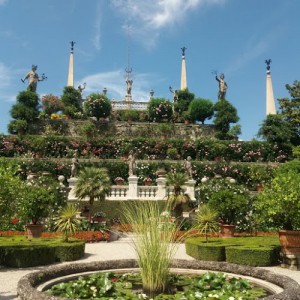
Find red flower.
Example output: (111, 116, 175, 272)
(11, 218, 19, 224)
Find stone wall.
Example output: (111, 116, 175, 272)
(28, 120, 216, 140)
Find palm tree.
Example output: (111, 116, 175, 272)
(166, 172, 189, 219)
(74, 167, 111, 225)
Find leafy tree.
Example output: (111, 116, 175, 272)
(213, 100, 240, 140)
(257, 114, 293, 144)
(188, 98, 214, 124)
(61, 86, 82, 117)
(148, 98, 173, 122)
(74, 167, 111, 224)
(8, 91, 39, 134)
(0, 161, 24, 228)
(278, 80, 300, 145)
(174, 88, 195, 115)
(84, 93, 112, 121)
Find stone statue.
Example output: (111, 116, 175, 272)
(215, 73, 228, 100)
(265, 59, 272, 71)
(70, 152, 79, 178)
(169, 86, 178, 102)
(181, 46, 187, 56)
(78, 82, 86, 96)
(126, 79, 133, 95)
(127, 150, 136, 176)
(21, 65, 47, 92)
(184, 156, 193, 179)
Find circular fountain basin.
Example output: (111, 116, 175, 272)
(17, 259, 300, 299)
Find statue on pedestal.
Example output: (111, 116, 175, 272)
(184, 156, 193, 179)
(21, 65, 47, 92)
(215, 72, 228, 100)
(70, 151, 79, 178)
(126, 79, 133, 96)
(127, 150, 136, 176)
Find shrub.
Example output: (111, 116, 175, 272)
(148, 98, 173, 122)
(84, 93, 112, 121)
(41, 94, 64, 115)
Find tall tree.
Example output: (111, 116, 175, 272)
(61, 86, 82, 118)
(278, 80, 300, 145)
(213, 100, 239, 140)
(8, 91, 40, 134)
(258, 114, 293, 144)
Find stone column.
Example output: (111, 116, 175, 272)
(266, 70, 276, 115)
(127, 175, 139, 200)
(156, 177, 167, 200)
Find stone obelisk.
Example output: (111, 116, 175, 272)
(180, 47, 187, 90)
(67, 41, 75, 87)
(265, 59, 276, 115)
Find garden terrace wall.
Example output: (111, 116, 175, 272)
(27, 120, 216, 139)
(17, 259, 300, 300)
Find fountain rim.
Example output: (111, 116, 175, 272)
(17, 259, 300, 300)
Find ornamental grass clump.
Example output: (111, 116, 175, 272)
(122, 201, 181, 297)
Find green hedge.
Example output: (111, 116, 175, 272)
(0, 237, 85, 267)
(185, 238, 226, 261)
(226, 246, 281, 267)
(185, 236, 280, 267)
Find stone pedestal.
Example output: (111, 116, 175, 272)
(185, 179, 196, 201)
(67, 177, 78, 201)
(156, 177, 167, 200)
(128, 176, 138, 200)
(280, 252, 300, 270)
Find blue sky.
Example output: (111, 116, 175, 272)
(0, 0, 299, 140)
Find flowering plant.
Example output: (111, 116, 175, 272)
(114, 177, 124, 183)
(84, 93, 112, 121)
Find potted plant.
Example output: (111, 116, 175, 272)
(92, 211, 106, 222)
(18, 184, 55, 238)
(255, 169, 300, 256)
(199, 178, 249, 238)
(114, 176, 125, 185)
(143, 177, 153, 186)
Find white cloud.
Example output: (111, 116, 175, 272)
(77, 69, 159, 101)
(92, 2, 102, 50)
(0, 62, 12, 89)
(111, 0, 226, 47)
(0, 0, 8, 5)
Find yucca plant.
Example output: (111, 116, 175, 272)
(193, 204, 219, 242)
(122, 201, 180, 298)
(166, 172, 190, 219)
(55, 203, 81, 242)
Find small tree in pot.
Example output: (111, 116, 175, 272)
(255, 167, 300, 256)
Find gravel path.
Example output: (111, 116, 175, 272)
(0, 237, 299, 300)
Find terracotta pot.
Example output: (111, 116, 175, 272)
(144, 181, 152, 186)
(256, 183, 263, 192)
(115, 180, 124, 186)
(27, 224, 43, 238)
(219, 224, 236, 238)
(279, 230, 300, 255)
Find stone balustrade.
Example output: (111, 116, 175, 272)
(67, 176, 196, 202)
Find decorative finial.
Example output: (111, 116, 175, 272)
(181, 46, 187, 57)
(265, 59, 272, 71)
(103, 87, 107, 95)
(70, 41, 76, 52)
